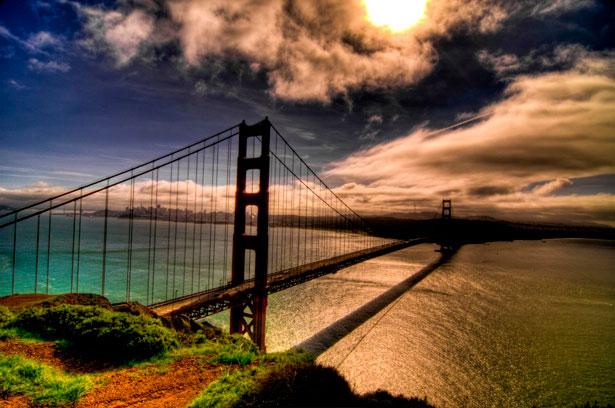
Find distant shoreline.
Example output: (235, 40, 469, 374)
(366, 217, 615, 243)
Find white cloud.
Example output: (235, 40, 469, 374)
(80, 7, 156, 66)
(27, 57, 71, 73)
(25, 31, 64, 53)
(103, 10, 155, 66)
(477, 50, 522, 76)
(531, 178, 572, 196)
(0, 25, 23, 45)
(531, 0, 595, 16)
(0, 26, 65, 55)
(0, 179, 310, 217)
(7, 79, 26, 90)
(478, 44, 593, 78)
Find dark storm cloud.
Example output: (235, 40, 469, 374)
(77, 0, 511, 102)
(468, 185, 514, 197)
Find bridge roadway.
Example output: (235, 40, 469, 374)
(152, 238, 427, 320)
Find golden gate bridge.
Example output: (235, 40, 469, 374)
(0, 118, 429, 350)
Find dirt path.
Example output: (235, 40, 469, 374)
(77, 356, 224, 408)
(0, 396, 29, 408)
(1, 340, 224, 407)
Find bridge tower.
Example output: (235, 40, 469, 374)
(439, 199, 455, 253)
(230, 118, 270, 351)
(442, 199, 452, 220)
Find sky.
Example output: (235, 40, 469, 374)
(0, 0, 614, 226)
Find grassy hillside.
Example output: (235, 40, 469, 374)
(0, 294, 433, 408)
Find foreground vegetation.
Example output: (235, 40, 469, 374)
(0, 295, 432, 407)
(190, 350, 431, 408)
(11, 304, 178, 361)
(0, 354, 91, 407)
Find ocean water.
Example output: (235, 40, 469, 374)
(0, 216, 386, 304)
(259, 239, 615, 407)
(3, 218, 613, 406)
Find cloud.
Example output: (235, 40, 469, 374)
(367, 115, 383, 125)
(0, 178, 318, 218)
(477, 50, 522, 76)
(0, 25, 65, 55)
(531, 178, 572, 195)
(80, 7, 156, 66)
(28, 57, 70, 73)
(324, 52, 615, 225)
(25, 31, 64, 53)
(478, 44, 592, 78)
(0, 26, 68, 74)
(77, 0, 508, 102)
(0, 25, 24, 45)
(0, 182, 71, 210)
(7, 79, 26, 90)
(531, 0, 595, 16)
(359, 114, 385, 141)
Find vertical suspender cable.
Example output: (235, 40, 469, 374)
(146, 171, 155, 304)
(46, 200, 52, 294)
(152, 169, 159, 303)
(182, 153, 191, 296)
(127, 176, 135, 301)
(190, 150, 199, 294)
(197, 147, 206, 291)
(70, 200, 76, 292)
(172, 160, 180, 298)
(11, 213, 17, 295)
(165, 163, 173, 300)
(76, 194, 83, 292)
(212, 142, 220, 286)
(34, 214, 40, 293)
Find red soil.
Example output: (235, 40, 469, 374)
(0, 395, 29, 408)
(0, 340, 224, 407)
(77, 357, 224, 408)
(0, 294, 55, 310)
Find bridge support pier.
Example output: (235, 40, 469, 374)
(230, 118, 270, 351)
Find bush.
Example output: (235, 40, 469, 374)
(189, 351, 318, 408)
(0, 305, 14, 328)
(12, 304, 178, 361)
(0, 327, 18, 340)
(0, 354, 90, 407)
(196, 335, 259, 366)
(190, 368, 260, 408)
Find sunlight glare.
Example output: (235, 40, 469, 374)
(363, 0, 428, 32)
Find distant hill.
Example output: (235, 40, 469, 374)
(366, 216, 615, 243)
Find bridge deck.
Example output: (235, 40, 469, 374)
(152, 238, 427, 319)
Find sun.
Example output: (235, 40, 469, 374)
(363, 0, 428, 32)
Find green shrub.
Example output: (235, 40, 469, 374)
(0, 354, 90, 407)
(0, 327, 18, 340)
(189, 351, 313, 408)
(0, 305, 14, 328)
(12, 304, 178, 361)
(186, 334, 258, 366)
(190, 368, 259, 408)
